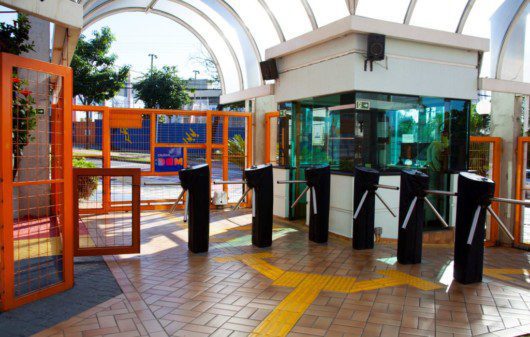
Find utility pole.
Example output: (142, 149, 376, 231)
(193, 70, 200, 109)
(148, 53, 158, 72)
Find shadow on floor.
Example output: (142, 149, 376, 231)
(0, 256, 122, 337)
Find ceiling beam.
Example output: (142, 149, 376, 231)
(300, 0, 318, 30)
(256, 0, 285, 42)
(456, 0, 476, 33)
(495, 0, 529, 79)
(403, 0, 417, 24)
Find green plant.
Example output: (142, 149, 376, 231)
(12, 75, 37, 179)
(0, 13, 34, 55)
(1, 13, 36, 179)
(227, 134, 246, 168)
(73, 157, 98, 199)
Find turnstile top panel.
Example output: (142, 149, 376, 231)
(402, 169, 429, 178)
(459, 171, 494, 184)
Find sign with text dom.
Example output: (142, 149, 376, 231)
(154, 147, 184, 172)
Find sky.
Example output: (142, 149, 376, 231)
(84, 12, 214, 82)
(0, 0, 519, 85)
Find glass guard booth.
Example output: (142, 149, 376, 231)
(278, 91, 470, 230)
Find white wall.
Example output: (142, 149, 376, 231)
(274, 33, 479, 102)
(273, 168, 290, 218)
(274, 170, 460, 240)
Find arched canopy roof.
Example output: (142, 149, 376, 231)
(82, 0, 528, 94)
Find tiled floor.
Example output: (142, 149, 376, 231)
(34, 210, 530, 337)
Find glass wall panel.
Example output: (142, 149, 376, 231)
(410, 0, 468, 32)
(356, 0, 409, 23)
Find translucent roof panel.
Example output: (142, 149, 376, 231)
(264, 0, 312, 40)
(225, 0, 281, 57)
(462, 0, 504, 38)
(410, 0, 468, 32)
(307, 0, 349, 27)
(356, 0, 409, 23)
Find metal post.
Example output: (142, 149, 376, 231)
(213, 180, 246, 185)
(277, 180, 307, 184)
(311, 187, 317, 215)
(291, 185, 310, 209)
(353, 190, 369, 220)
(170, 189, 186, 213)
(183, 196, 189, 222)
(487, 205, 515, 241)
(423, 197, 449, 228)
(401, 196, 417, 229)
(374, 184, 399, 190)
(424, 189, 458, 197)
(467, 205, 482, 245)
(233, 188, 251, 211)
(374, 191, 396, 217)
(491, 197, 530, 206)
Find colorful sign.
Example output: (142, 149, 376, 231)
(154, 147, 184, 172)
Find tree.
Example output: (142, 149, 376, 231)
(133, 66, 190, 109)
(71, 27, 130, 105)
(190, 48, 220, 89)
(0, 13, 34, 55)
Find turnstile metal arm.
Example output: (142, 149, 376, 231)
(374, 191, 396, 217)
(213, 180, 246, 185)
(486, 205, 515, 241)
(277, 180, 307, 184)
(291, 186, 310, 209)
(374, 184, 399, 191)
(233, 188, 251, 211)
(423, 197, 449, 228)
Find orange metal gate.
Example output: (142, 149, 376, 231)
(73, 168, 141, 256)
(265, 111, 279, 164)
(469, 136, 502, 246)
(515, 137, 530, 248)
(72, 106, 253, 210)
(0, 53, 73, 310)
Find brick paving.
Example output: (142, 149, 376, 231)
(33, 210, 530, 337)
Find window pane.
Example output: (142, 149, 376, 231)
(356, 0, 409, 23)
(410, 0, 468, 32)
(264, 0, 313, 40)
(307, 0, 349, 27)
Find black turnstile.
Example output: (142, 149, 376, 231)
(244, 164, 274, 247)
(306, 165, 331, 243)
(397, 170, 429, 264)
(179, 164, 210, 253)
(454, 172, 494, 284)
(353, 167, 380, 250)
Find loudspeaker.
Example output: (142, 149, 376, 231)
(260, 59, 279, 81)
(367, 34, 385, 61)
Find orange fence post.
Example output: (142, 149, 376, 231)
(264, 111, 279, 164)
(222, 116, 229, 193)
(102, 107, 111, 212)
(206, 111, 212, 169)
(150, 112, 156, 174)
(470, 136, 502, 245)
(514, 137, 530, 247)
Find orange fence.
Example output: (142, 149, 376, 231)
(515, 137, 530, 248)
(73, 168, 141, 256)
(264, 111, 279, 164)
(0, 53, 73, 310)
(469, 136, 502, 246)
(72, 105, 253, 211)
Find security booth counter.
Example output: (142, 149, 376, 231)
(269, 15, 488, 241)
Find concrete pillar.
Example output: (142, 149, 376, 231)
(490, 91, 521, 242)
(252, 96, 276, 165)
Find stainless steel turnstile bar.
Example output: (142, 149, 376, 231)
(486, 205, 515, 241)
(213, 180, 246, 185)
(374, 184, 400, 191)
(233, 188, 251, 211)
(491, 197, 530, 206)
(374, 191, 396, 217)
(423, 197, 450, 228)
(291, 186, 310, 209)
(277, 180, 306, 184)
(424, 189, 457, 197)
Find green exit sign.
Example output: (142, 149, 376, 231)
(356, 100, 370, 110)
